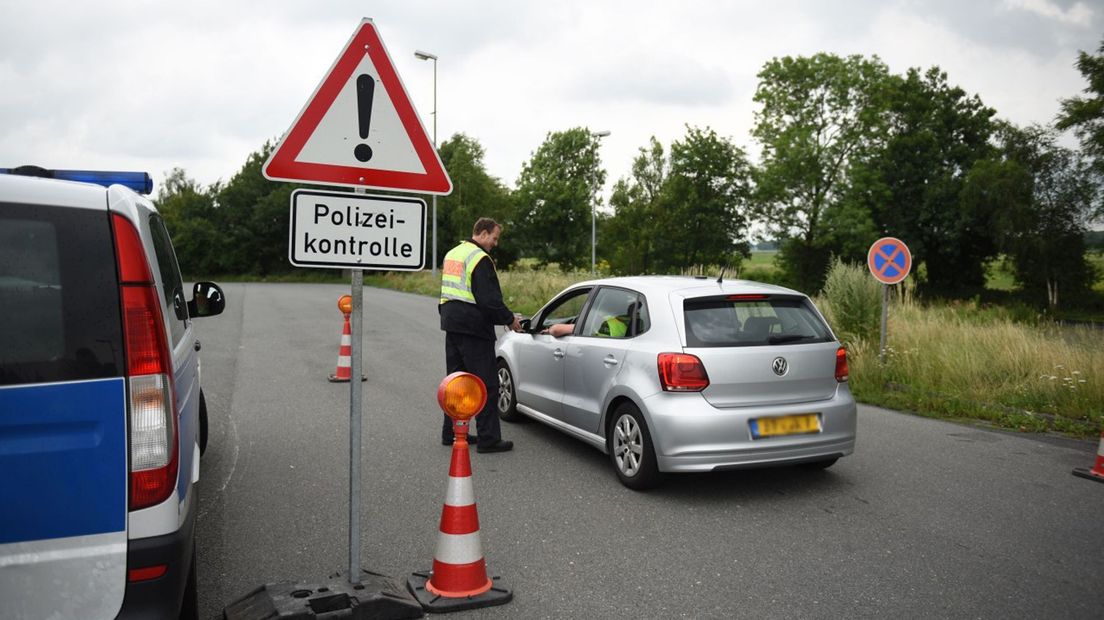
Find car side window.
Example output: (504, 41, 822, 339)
(537, 289, 591, 332)
(148, 214, 188, 346)
(580, 288, 645, 339)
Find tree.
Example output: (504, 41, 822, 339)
(856, 67, 997, 295)
(434, 134, 515, 268)
(513, 128, 606, 269)
(156, 168, 220, 276)
(1056, 38, 1104, 222)
(752, 53, 891, 291)
(214, 142, 298, 275)
(652, 126, 753, 272)
(605, 137, 667, 274)
(986, 124, 1099, 308)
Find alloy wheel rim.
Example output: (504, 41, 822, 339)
(613, 414, 641, 476)
(497, 367, 512, 412)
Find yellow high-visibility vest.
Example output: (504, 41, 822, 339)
(440, 241, 489, 304)
(599, 316, 628, 338)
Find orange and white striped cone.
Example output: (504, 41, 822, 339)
(1072, 427, 1104, 484)
(327, 312, 365, 383)
(408, 418, 512, 612)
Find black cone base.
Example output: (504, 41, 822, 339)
(1073, 467, 1104, 483)
(407, 571, 512, 613)
(224, 569, 423, 619)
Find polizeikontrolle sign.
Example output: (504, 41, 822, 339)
(288, 189, 425, 270)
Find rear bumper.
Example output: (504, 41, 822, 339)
(642, 384, 857, 473)
(116, 496, 196, 620)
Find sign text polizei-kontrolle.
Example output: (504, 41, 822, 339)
(288, 189, 426, 270)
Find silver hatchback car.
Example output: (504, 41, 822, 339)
(495, 276, 856, 489)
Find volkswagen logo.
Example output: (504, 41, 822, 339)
(772, 357, 789, 376)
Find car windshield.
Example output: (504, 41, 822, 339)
(683, 296, 832, 347)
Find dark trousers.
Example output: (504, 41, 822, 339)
(442, 331, 501, 446)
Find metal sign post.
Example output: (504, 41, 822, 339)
(867, 237, 912, 366)
(879, 283, 889, 365)
(348, 196, 365, 581)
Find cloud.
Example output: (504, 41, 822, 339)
(1003, 0, 1095, 26)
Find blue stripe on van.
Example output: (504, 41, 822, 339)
(0, 378, 127, 544)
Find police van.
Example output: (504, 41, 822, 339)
(0, 167, 225, 618)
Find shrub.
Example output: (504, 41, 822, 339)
(820, 258, 882, 346)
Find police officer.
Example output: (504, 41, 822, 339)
(439, 217, 521, 452)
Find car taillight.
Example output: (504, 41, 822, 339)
(835, 346, 849, 382)
(658, 353, 710, 392)
(113, 213, 178, 511)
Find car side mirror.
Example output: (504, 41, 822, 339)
(520, 318, 532, 333)
(188, 282, 225, 318)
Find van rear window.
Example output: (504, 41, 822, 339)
(684, 296, 832, 347)
(0, 203, 124, 385)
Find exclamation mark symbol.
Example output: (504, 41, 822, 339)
(354, 74, 375, 162)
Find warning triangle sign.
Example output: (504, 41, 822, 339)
(263, 19, 452, 195)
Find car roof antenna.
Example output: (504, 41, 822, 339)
(716, 268, 726, 284)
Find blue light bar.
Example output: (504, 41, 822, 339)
(0, 166, 153, 194)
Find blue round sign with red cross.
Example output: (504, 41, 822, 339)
(867, 237, 912, 285)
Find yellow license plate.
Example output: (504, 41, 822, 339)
(752, 414, 820, 438)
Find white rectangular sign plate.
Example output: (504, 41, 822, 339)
(289, 189, 425, 270)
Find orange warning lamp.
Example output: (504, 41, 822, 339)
(337, 294, 353, 314)
(437, 372, 487, 421)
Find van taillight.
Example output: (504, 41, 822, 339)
(658, 353, 710, 392)
(835, 347, 849, 382)
(113, 213, 178, 511)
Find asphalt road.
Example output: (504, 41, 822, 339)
(194, 282, 1104, 619)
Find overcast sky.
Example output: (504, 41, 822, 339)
(1, 0, 1101, 200)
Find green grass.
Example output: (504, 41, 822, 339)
(1091, 251, 1104, 294)
(841, 297, 1104, 437)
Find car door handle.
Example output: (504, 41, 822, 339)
(194, 340, 201, 352)
(603, 355, 619, 367)
(553, 349, 565, 359)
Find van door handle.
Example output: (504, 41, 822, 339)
(553, 349, 565, 359)
(603, 355, 618, 367)
(194, 340, 202, 351)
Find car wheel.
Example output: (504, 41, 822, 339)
(178, 543, 198, 620)
(496, 360, 523, 423)
(608, 402, 660, 490)
(800, 457, 838, 470)
(199, 390, 209, 457)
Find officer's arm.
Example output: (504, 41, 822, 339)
(470, 258, 516, 325)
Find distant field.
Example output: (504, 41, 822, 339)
(744, 250, 779, 271)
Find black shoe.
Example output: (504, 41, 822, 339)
(476, 439, 513, 453)
(442, 434, 477, 446)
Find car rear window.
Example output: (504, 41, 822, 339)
(0, 202, 124, 385)
(684, 296, 833, 347)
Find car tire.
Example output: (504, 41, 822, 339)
(800, 457, 838, 470)
(199, 390, 209, 457)
(496, 360, 523, 423)
(178, 543, 198, 620)
(608, 402, 660, 490)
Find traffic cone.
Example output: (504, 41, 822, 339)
(328, 312, 365, 383)
(408, 418, 512, 612)
(1072, 427, 1104, 484)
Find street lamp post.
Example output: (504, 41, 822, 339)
(591, 130, 610, 275)
(415, 50, 439, 275)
